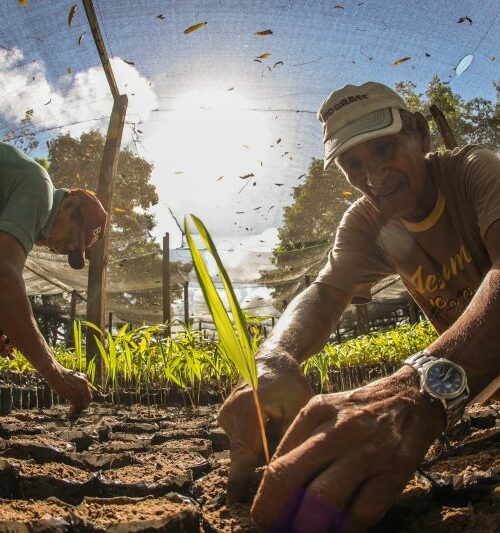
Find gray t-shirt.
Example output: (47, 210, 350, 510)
(0, 142, 65, 254)
(316, 145, 500, 333)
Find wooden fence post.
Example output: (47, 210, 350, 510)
(162, 232, 171, 336)
(184, 281, 189, 326)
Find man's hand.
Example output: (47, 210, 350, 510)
(0, 333, 14, 360)
(251, 366, 445, 532)
(218, 353, 314, 503)
(45, 365, 92, 414)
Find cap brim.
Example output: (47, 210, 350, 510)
(324, 107, 403, 170)
(68, 249, 85, 270)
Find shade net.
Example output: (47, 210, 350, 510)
(2, 0, 499, 329)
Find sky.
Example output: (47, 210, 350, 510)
(1, 0, 499, 317)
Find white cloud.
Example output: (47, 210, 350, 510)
(0, 47, 156, 142)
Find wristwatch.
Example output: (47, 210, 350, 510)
(404, 350, 469, 434)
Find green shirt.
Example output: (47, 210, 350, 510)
(0, 142, 65, 255)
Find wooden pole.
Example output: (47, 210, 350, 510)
(108, 312, 113, 334)
(83, 0, 128, 384)
(429, 105, 458, 150)
(355, 304, 370, 335)
(184, 281, 189, 326)
(67, 290, 77, 345)
(82, 0, 120, 99)
(162, 232, 171, 335)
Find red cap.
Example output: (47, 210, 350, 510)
(67, 190, 108, 270)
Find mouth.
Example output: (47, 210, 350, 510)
(374, 183, 402, 198)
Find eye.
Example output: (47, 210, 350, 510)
(341, 157, 362, 173)
(374, 139, 394, 159)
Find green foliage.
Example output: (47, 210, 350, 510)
(185, 214, 257, 389)
(395, 76, 500, 152)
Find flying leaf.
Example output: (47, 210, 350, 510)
(257, 53, 271, 59)
(174, 171, 184, 175)
(114, 207, 126, 213)
(267, 65, 272, 72)
(236, 211, 245, 214)
(253, 206, 262, 210)
(276, 138, 281, 144)
(216, 176, 224, 181)
(227, 87, 234, 91)
(298, 174, 305, 179)
(425, 53, 431, 57)
(68, 4, 77, 27)
(43, 98, 51, 106)
(255, 29, 273, 35)
(157, 14, 165, 20)
(334, 4, 345, 9)
(67, 67, 72, 74)
(457, 16, 472, 25)
(123, 59, 135, 66)
(274, 183, 284, 186)
(239, 172, 254, 179)
(243, 144, 250, 148)
(184, 21, 207, 34)
(18, 0, 28, 6)
(254, 59, 262, 63)
(392, 56, 411, 66)
(273, 61, 284, 67)
(78, 32, 86, 45)
(342, 191, 353, 198)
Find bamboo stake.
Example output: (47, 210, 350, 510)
(252, 388, 270, 464)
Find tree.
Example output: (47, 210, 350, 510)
(262, 78, 499, 308)
(260, 159, 360, 309)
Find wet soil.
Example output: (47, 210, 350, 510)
(0, 402, 498, 531)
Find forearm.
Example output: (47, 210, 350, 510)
(257, 283, 345, 365)
(426, 264, 500, 398)
(0, 262, 59, 376)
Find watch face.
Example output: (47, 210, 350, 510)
(425, 361, 465, 398)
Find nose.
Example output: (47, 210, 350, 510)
(365, 161, 388, 190)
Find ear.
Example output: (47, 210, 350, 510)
(414, 112, 431, 154)
(60, 193, 82, 212)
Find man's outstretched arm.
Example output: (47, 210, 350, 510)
(252, 220, 500, 532)
(0, 231, 92, 412)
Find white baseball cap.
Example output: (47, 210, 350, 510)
(317, 82, 409, 169)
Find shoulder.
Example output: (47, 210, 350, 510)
(426, 145, 498, 174)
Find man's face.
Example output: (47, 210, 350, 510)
(335, 128, 432, 221)
(46, 198, 85, 255)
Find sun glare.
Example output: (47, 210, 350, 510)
(150, 87, 275, 218)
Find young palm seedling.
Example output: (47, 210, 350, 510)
(185, 214, 270, 463)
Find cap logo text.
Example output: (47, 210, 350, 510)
(321, 94, 368, 122)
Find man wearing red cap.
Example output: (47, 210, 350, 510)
(0, 141, 108, 413)
(218, 82, 500, 531)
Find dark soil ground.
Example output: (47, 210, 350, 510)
(0, 401, 498, 532)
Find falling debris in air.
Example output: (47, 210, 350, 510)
(68, 4, 77, 27)
(184, 22, 208, 34)
(392, 56, 411, 66)
(255, 30, 273, 35)
(457, 16, 472, 25)
(78, 32, 86, 45)
(298, 174, 305, 179)
(239, 173, 255, 179)
(276, 138, 281, 144)
(18, 0, 28, 6)
(257, 53, 271, 59)
(216, 176, 224, 181)
(156, 14, 165, 20)
(342, 191, 353, 198)
(67, 67, 72, 74)
(43, 98, 51, 106)
(274, 183, 284, 186)
(273, 61, 284, 68)
(123, 59, 135, 66)
(227, 87, 235, 91)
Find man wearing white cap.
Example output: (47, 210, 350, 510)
(0, 141, 108, 413)
(218, 82, 500, 531)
